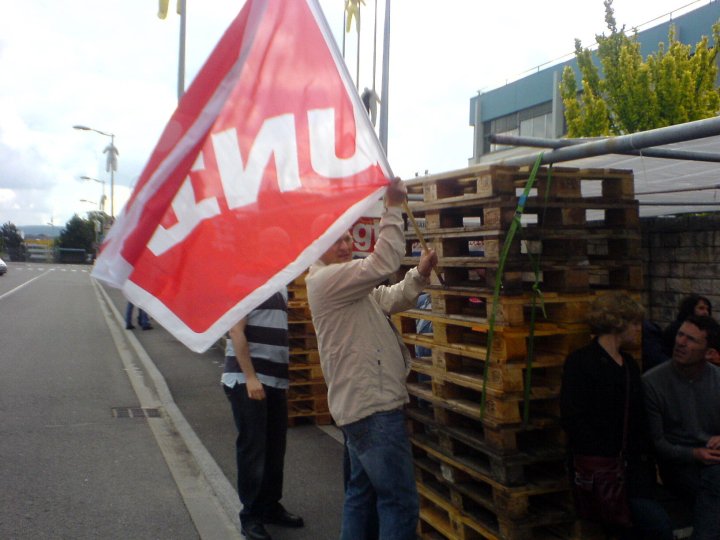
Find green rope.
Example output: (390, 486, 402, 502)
(521, 164, 553, 425)
(480, 153, 544, 419)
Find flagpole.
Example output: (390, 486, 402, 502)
(178, 0, 187, 99)
(378, 0, 390, 152)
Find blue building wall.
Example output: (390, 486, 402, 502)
(470, 1, 720, 125)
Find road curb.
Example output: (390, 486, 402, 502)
(93, 279, 243, 539)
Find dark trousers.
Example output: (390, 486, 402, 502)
(224, 383, 288, 523)
(125, 302, 149, 328)
(660, 462, 720, 540)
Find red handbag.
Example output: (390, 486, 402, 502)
(572, 454, 632, 526)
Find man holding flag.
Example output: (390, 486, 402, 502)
(307, 178, 438, 540)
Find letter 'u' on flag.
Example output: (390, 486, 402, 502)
(92, 0, 392, 352)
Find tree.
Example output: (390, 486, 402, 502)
(561, 0, 720, 137)
(58, 214, 95, 253)
(1, 221, 26, 261)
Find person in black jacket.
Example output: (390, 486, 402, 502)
(561, 293, 672, 539)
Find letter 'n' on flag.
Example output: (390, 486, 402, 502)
(92, 0, 392, 352)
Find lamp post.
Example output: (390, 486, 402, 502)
(73, 125, 117, 219)
(80, 175, 107, 213)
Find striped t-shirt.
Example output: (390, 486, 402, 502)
(222, 290, 289, 390)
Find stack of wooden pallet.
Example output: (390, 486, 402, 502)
(393, 164, 642, 539)
(287, 273, 332, 426)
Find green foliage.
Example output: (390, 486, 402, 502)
(1, 221, 26, 260)
(58, 214, 96, 251)
(1, 221, 23, 248)
(562, 0, 720, 136)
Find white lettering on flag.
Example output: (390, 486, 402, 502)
(147, 153, 220, 256)
(213, 113, 301, 210)
(309, 108, 374, 177)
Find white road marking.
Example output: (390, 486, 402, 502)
(0, 270, 53, 301)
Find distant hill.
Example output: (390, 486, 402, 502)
(19, 225, 61, 239)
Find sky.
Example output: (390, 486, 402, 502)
(0, 0, 709, 228)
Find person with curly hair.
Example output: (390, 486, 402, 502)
(561, 293, 672, 539)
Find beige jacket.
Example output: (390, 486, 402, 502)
(306, 207, 429, 426)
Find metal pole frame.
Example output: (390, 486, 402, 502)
(178, 0, 187, 100)
(490, 132, 720, 163)
(378, 0, 390, 153)
(486, 116, 720, 167)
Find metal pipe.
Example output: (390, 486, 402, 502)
(490, 133, 720, 163)
(178, 0, 187, 100)
(639, 201, 720, 206)
(378, 0, 390, 153)
(490, 116, 720, 167)
(637, 184, 720, 196)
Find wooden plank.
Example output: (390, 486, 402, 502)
(407, 407, 566, 486)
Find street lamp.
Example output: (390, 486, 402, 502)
(73, 125, 117, 219)
(80, 175, 107, 213)
(79, 198, 98, 208)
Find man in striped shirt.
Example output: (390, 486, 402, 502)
(222, 289, 303, 540)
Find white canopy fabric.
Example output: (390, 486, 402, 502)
(563, 134, 720, 217)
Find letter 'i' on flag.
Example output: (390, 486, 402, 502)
(92, 0, 392, 352)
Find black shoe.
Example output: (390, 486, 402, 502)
(241, 521, 271, 540)
(125, 325, 136, 330)
(141, 325, 154, 330)
(263, 505, 304, 528)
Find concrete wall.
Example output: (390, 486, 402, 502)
(642, 212, 720, 327)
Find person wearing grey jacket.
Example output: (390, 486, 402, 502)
(643, 315, 720, 540)
(306, 178, 437, 540)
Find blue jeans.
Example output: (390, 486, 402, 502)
(661, 462, 720, 540)
(224, 383, 288, 523)
(340, 409, 418, 540)
(125, 302, 150, 328)
(625, 497, 674, 540)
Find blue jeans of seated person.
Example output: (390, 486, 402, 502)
(125, 302, 150, 328)
(340, 408, 418, 540)
(660, 462, 720, 540)
(623, 497, 673, 540)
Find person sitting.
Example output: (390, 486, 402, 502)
(643, 315, 720, 540)
(707, 324, 720, 367)
(661, 295, 712, 357)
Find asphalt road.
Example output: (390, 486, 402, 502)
(0, 262, 344, 540)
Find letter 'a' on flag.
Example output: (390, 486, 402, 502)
(92, 0, 392, 352)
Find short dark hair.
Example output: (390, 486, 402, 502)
(682, 315, 720, 350)
(676, 295, 713, 322)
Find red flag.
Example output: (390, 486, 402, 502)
(93, 0, 391, 352)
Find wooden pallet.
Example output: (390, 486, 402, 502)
(415, 452, 574, 540)
(289, 333, 318, 350)
(287, 410, 333, 427)
(407, 378, 560, 429)
(288, 359, 324, 381)
(422, 288, 595, 327)
(405, 166, 634, 200)
(409, 356, 562, 408)
(407, 406, 565, 486)
(393, 310, 590, 362)
(405, 229, 640, 267)
(400, 258, 643, 293)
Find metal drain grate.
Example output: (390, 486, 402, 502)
(112, 407, 161, 419)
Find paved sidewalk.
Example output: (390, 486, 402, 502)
(104, 286, 345, 540)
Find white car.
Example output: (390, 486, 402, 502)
(0, 257, 6, 275)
